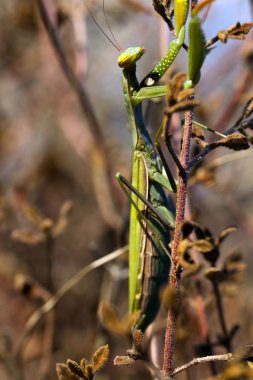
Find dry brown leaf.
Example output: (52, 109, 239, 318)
(216, 133, 249, 151)
(114, 355, 135, 366)
(67, 359, 85, 378)
(56, 363, 79, 380)
(133, 329, 143, 353)
(218, 22, 253, 43)
(92, 344, 109, 373)
(11, 229, 43, 245)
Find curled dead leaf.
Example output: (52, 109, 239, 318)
(11, 229, 43, 245)
(218, 22, 253, 43)
(114, 355, 135, 366)
(218, 226, 237, 245)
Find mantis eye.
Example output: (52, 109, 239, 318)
(118, 47, 146, 68)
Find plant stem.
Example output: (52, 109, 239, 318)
(212, 282, 232, 352)
(14, 246, 128, 358)
(163, 108, 193, 376)
(171, 352, 233, 377)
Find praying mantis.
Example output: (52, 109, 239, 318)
(93, 0, 208, 332)
(115, 1, 192, 332)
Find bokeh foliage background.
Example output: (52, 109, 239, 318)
(0, 0, 252, 379)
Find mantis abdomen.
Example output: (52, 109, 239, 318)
(129, 151, 172, 332)
(133, 210, 171, 331)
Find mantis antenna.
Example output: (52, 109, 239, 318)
(86, 0, 122, 52)
(102, 0, 122, 51)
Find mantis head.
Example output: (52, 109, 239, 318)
(118, 47, 146, 69)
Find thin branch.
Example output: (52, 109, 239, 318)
(165, 134, 185, 174)
(171, 353, 233, 377)
(212, 69, 252, 133)
(70, 0, 89, 81)
(212, 282, 232, 352)
(188, 142, 217, 169)
(0, 336, 24, 380)
(188, 117, 252, 170)
(14, 246, 128, 358)
(37, 0, 100, 141)
(162, 113, 184, 174)
(206, 35, 219, 48)
(45, 230, 54, 292)
(156, 143, 177, 192)
(37, 0, 121, 229)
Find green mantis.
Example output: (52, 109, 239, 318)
(94, 0, 209, 332)
(115, 1, 192, 332)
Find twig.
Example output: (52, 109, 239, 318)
(163, 107, 193, 377)
(40, 310, 54, 380)
(37, 0, 121, 229)
(171, 353, 233, 377)
(206, 35, 219, 48)
(156, 143, 177, 193)
(0, 331, 24, 380)
(14, 246, 128, 358)
(188, 142, 217, 169)
(163, 114, 184, 174)
(188, 119, 252, 170)
(45, 230, 54, 292)
(212, 282, 232, 352)
(212, 69, 252, 133)
(14, 275, 55, 378)
(69, 0, 89, 82)
(184, 199, 218, 376)
(165, 134, 184, 174)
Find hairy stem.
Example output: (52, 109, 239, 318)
(163, 108, 193, 376)
(171, 353, 232, 377)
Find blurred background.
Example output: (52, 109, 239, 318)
(0, 0, 252, 379)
